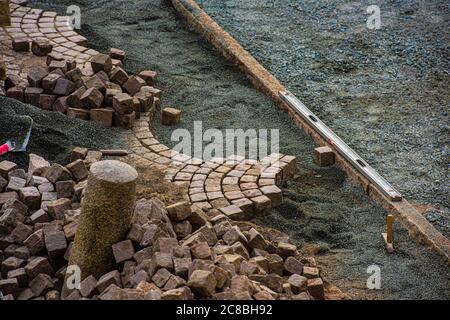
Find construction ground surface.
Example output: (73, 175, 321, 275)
(7, 0, 449, 299)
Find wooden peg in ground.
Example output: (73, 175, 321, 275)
(382, 214, 394, 253)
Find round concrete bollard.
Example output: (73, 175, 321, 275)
(68, 160, 138, 281)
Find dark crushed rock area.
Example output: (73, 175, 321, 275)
(0, 97, 124, 167)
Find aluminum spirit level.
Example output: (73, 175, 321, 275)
(280, 90, 402, 202)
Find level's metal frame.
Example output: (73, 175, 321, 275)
(280, 90, 402, 201)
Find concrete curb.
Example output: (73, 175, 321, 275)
(170, 0, 450, 264)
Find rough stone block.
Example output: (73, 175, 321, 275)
(314, 146, 335, 167)
(161, 107, 181, 126)
(90, 108, 114, 127)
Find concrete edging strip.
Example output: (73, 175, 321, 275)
(170, 0, 450, 264)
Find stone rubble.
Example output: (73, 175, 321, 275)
(2, 47, 161, 130)
(0, 152, 327, 300)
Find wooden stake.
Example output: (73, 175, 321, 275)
(382, 214, 394, 253)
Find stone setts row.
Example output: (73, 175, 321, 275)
(0, 150, 325, 300)
(123, 114, 297, 221)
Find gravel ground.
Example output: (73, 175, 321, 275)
(0, 97, 124, 166)
(30, 0, 450, 299)
(198, 0, 450, 237)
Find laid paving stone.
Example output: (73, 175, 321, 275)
(251, 195, 271, 215)
(219, 205, 244, 221)
(260, 185, 282, 207)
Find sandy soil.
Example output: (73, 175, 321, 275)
(30, 0, 450, 299)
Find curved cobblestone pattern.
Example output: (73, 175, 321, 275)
(0, 1, 298, 218)
(1, 0, 97, 81)
(123, 113, 297, 220)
